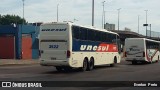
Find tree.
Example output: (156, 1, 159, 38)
(0, 14, 27, 25)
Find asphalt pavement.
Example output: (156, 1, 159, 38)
(0, 59, 39, 66)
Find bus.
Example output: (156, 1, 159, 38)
(124, 38, 160, 64)
(39, 22, 121, 71)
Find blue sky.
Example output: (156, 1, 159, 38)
(0, 0, 160, 35)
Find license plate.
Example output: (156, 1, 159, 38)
(51, 57, 56, 60)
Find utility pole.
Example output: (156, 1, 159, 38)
(92, 0, 94, 26)
(138, 15, 140, 34)
(117, 8, 121, 31)
(57, 4, 59, 22)
(22, 0, 25, 25)
(102, 1, 105, 29)
(145, 10, 148, 36)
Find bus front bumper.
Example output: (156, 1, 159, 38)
(125, 57, 146, 62)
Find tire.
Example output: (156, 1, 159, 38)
(132, 61, 137, 65)
(88, 58, 94, 71)
(149, 61, 153, 64)
(63, 67, 72, 72)
(55, 66, 63, 72)
(81, 59, 88, 71)
(110, 64, 114, 67)
(110, 57, 117, 67)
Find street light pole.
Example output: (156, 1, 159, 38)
(57, 4, 59, 22)
(145, 10, 148, 36)
(138, 15, 140, 34)
(104, 11, 106, 27)
(102, 1, 105, 29)
(22, 0, 25, 25)
(117, 8, 121, 31)
(92, 0, 94, 26)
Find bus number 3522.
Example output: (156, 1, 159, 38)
(49, 45, 59, 48)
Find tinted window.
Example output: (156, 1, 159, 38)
(72, 26, 80, 39)
(88, 29, 94, 41)
(79, 27, 87, 40)
(101, 32, 106, 42)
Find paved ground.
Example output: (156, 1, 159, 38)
(0, 60, 160, 90)
(0, 59, 39, 66)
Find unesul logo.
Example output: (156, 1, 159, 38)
(80, 44, 117, 52)
(42, 28, 67, 31)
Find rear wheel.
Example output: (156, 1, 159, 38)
(110, 57, 117, 67)
(149, 61, 153, 64)
(88, 58, 94, 71)
(157, 56, 159, 63)
(81, 59, 88, 71)
(55, 66, 63, 72)
(132, 61, 137, 65)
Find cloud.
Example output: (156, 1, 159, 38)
(0, 0, 160, 35)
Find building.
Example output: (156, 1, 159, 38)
(104, 23, 115, 30)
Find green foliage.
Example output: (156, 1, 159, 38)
(0, 14, 27, 25)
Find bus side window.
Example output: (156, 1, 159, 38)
(88, 29, 93, 41)
(106, 33, 110, 43)
(101, 32, 106, 42)
(72, 26, 80, 39)
(111, 34, 116, 44)
(95, 31, 101, 42)
(79, 27, 87, 40)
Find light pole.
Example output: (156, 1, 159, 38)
(138, 15, 140, 34)
(92, 0, 94, 26)
(22, 0, 25, 25)
(144, 10, 148, 36)
(102, 1, 105, 29)
(117, 8, 121, 31)
(57, 4, 59, 22)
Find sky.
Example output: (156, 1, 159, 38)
(0, 0, 160, 35)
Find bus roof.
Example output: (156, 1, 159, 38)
(126, 38, 160, 43)
(41, 22, 119, 36)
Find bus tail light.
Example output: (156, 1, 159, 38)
(67, 50, 71, 58)
(143, 51, 145, 57)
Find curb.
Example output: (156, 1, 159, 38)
(0, 59, 40, 66)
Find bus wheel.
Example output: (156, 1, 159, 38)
(149, 61, 153, 64)
(63, 67, 72, 72)
(88, 58, 94, 71)
(110, 57, 117, 67)
(81, 59, 88, 71)
(157, 56, 159, 63)
(132, 61, 137, 65)
(55, 66, 63, 72)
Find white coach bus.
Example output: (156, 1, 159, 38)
(124, 38, 160, 64)
(39, 22, 121, 71)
